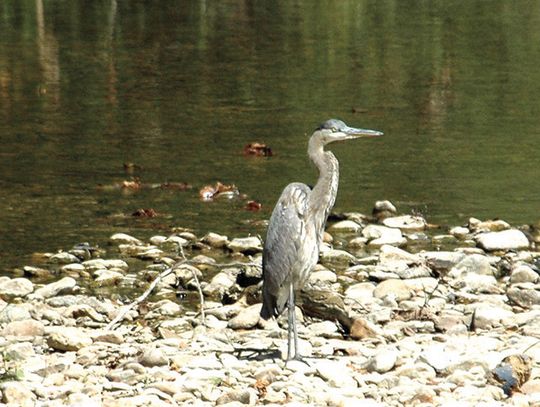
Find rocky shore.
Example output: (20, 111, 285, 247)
(1, 202, 540, 406)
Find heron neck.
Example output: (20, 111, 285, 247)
(308, 139, 339, 232)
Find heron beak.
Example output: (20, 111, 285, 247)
(344, 126, 384, 139)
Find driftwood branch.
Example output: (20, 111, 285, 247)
(105, 247, 261, 330)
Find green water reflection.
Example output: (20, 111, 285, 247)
(1, 1, 539, 271)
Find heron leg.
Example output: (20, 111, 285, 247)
(286, 282, 294, 361)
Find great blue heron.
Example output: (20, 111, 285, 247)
(260, 119, 383, 361)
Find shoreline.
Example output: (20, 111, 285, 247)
(1, 202, 540, 406)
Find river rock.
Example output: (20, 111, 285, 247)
(345, 282, 376, 302)
(509, 265, 539, 284)
(47, 327, 93, 351)
(350, 317, 382, 340)
(228, 304, 261, 329)
(0, 304, 32, 323)
(379, 245, 421, 265)
(373, 200, 397, 219)
(473, 305, 515, 330)
(450, 226, 470, 239)
(202, 232, 229, 248)
(382, 215, 427, 231)
(449, 254, 494, 277)
(476, 229, 529, 251)
(93, 269, 124, 285)
(373, 279, 412, 301)
(110, 233, 143, 245)
(0, 277, 34, 299)
(309, 269, 337, 284)
(328, 220, 362, 233)
(2, 319, 45, 337)
(227, 237, 262, 254)
(203, 271, 236, 299)
(49, 251, 80, 264)
(0, 381, 36, 406)
(507, 287, 540, 308)
(419, 251, 466, 271)
(139, 348, 169, 367)
(367, 348, 398, 373)
(469, 218, 510, 233)
(33, 277, 77, 299)
(362, 225, 406, 247)
(319, 249, 356, 268)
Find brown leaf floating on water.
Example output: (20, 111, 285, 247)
(245, 200, 262, 211)
(243, 142, 273, 157)
(121, 180, 141, 190)
(199, 182, 239, 200)
(132, 208, 158, 217)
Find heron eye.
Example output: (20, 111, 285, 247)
(331, 127, 337, 132)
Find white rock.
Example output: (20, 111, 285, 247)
(228, 304, 261, 329)
(309, 269, 337, 284)
(345, 282, 376, 302)
(140, 348, 169, 367)
(382, 215, 427, 231)
(49, 252, 80, 264)
(0, 278, 34, 299)
(320, 249, 356, 267)
(362, 224, 406, 247)
(373, 279, 412, 301)
(315, 360, 357, 388)
(473, 305, 515, 330)
(449, 254, 494, 277)
(328, 220, 362, 233)
(510, 265, 539, 284)
(450, 226, 470, 239)
(47, 327, 93, 351)
(0, 381, 36, 406)
(418, 251, 466, 270)
(367, 348, 398, 373)
(93, 269, 124, 285)
(227, 237, 262, 253)
(33, 277, 77, 298)
(203, 271, 236, 299)
(308, 321, 339, 337)
(476, 229, 529, 251)
(0, 304, 32, 323)
(379, 245, 421, 265)
(202, 232, 229, 248)
(110, 233, 143, 245)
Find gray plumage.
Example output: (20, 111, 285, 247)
(260, 118, 383, 360)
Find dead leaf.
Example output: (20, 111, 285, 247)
(132, 208, 158, 217)
(243, 142, 273, 157)
(245, 200, 262, 211)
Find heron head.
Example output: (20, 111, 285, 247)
(316, 119, 383, 144)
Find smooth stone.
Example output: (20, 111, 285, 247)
(216, 389, 251, 405)
(510, 265, 539, 284)
(93, 269, 124, 285)
(4, 342, 35, 361)
(202, 232, 229, 248)
(47, 327, 93, 351)
(476, 229, 529, 251)
(379, 245, 421, 265)
(449, 254, 494, 277)
(521, 378, 540, 395)
(0, 381, 36, 406)
(419, 251, 466, 272)
(0, 304, 32, 323)
(450, 226, 470, 239)
(33, 277, 77, 299)
(367, 348, 398, 373)
(227, 304, 261, 329)
(373, 200, 397, 216)
(227, 237, 262, 254)
(382, 215, 427, 231)
(328, 220, 362, 233)
(174, 264, 203, 287)
(2, 319, 45, 337)
(202, 271, 236, 299)
(110, 233, 143, 245)
(420, 344, 460, 372)
(348, 236, 368, 247)
(319, 249, 356, 267)
(507, 287, 540, 308)
(469, 218, 510, 232)
(373, 279, 412, 301)
(0, 278, 34, 299)
(461, 273, 500, 294)
(362, 225, 406, 247)
(83, 259, 129, 271)
(139, 348, 169, 367)
(472, 305, 515, 330)
(309, 269, 337, 284)
(308, 320, 339, 337)
(315, 360, 356, 388)
(49, 252, 80, 264)
(345, 282, 376, 302)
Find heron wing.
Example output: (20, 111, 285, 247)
(260, 182, 311, 319)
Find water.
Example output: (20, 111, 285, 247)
(1, 1, 539, 272)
